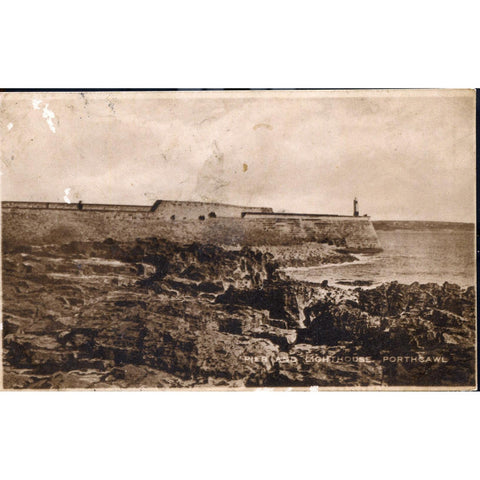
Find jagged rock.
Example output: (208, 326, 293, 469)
(114, 299, 148, 309)
(2, 237, 475, 389)
(180, 265, 206, 281)
(249, 325, 297, 350)
(196, 281, 224, 293)
(425, 308, 465, 327)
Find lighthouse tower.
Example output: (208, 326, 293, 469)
(353, 197, 359, 217)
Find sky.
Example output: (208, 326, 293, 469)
(0, 90, 475, 222)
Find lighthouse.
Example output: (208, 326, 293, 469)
(353, 197, 359, 217)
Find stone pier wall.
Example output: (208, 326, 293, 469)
(1, 201, 381, 250)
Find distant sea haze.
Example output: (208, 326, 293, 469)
(288, 223, 475, 288)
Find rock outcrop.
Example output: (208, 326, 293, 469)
(2, 238, 475, 389)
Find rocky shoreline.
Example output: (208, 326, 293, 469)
(2, 238, 476, 389)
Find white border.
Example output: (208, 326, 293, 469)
(1, 1, 479, 479)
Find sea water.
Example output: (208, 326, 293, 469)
(286, 228, 476, 288)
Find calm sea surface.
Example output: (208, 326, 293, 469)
(286, 229, 476, 288)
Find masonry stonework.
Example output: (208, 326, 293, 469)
(1, 200, 381, 250)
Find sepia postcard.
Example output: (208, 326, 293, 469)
(0, 89, 476, 390)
